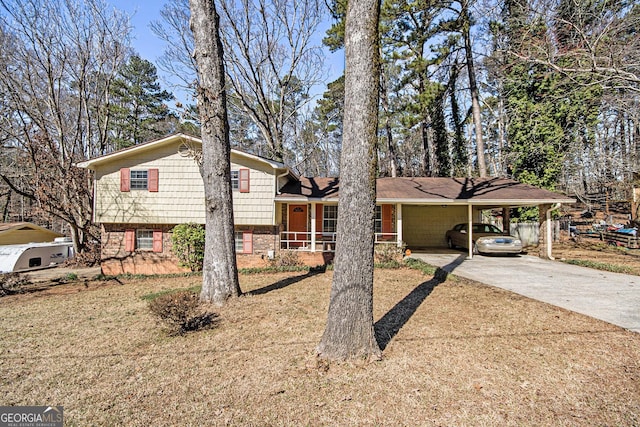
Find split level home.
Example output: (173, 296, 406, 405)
(77, 133, 575, 275)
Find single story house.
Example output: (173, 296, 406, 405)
(0, 222, 64, 245)
(77, 133, 574, 275)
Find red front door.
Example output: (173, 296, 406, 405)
(288, 204, 308, 247)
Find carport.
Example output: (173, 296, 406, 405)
(276, 176, 575, 259)
(376, 177, 575, 259)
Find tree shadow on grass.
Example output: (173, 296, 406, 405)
(374, 268, 448, 350)
(246, 268, 325, 296)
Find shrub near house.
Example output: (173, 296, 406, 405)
(171, 223, 205, 272)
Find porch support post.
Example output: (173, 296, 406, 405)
(310, 202, 317, 252)
(467, 203, 473, 259)
(396, 203, 403, 248)
(538, 203, 554, 260)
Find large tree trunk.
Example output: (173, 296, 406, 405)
(461, 0, 487, 177)
(380, 63, 398, 177)
(317, 0, 382, 360)
(190, 0, 241, 305)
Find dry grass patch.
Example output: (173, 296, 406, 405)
(552, 240, 640, 276)
(1, 268, 639, 426)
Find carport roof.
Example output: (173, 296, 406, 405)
(277, 176, 575, 206)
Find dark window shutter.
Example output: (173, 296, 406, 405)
(239, 168, 250, 193)
(382, 204, 393, 236)
(152, 230, 163, 253)
(148, 169, 159, 192)
(242, 232, 253, 254)
(125, 229, 135, 252)
(120, 168, 130, 192)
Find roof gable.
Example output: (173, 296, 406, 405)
(76, 133, 294, 177)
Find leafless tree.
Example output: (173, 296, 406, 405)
(507, 1, 640, 95)
(317, 0, 382, 360)
(459, 0, 487, 176)
(189, 0, 242, 305)
(0, 0, 131, 254)
(151, 0, 198, 95)
(154, 0, 327, 162)
(219, 0, 326, 161)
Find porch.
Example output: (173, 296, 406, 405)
(275, 177, 575, 259)
(276, 201, 563, 259)
(278, 202, 402, 253)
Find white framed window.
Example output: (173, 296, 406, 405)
(120, 168, 158, 192)
(130, 170, 148, 190)
(375, 205, 382, 234)
(234, 231, 253, 254)
(231, 170, 239, 190)
(230, 169, 250, 192)
(323, 205, 338, 233)
(136, 229, 154, 250)
(234, 231, 244, 252)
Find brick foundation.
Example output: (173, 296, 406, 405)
(101, 223, 189, 275)
(297, 251, 334, 266)
(100, 223, 331, 275)
(235, 225, 281, 255)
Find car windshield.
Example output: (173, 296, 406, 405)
(471, 224, 502, 234)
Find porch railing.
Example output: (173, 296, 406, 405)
(375, 232, 399, 244)
(280, 231, 312, 251)
(280, 231, 398, 252)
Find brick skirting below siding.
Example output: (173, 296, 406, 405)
(100, 223, 332, 275)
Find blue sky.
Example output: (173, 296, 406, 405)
(120, 3, 164, 63)
(109, 1, 343, 105)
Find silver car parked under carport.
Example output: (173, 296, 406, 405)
(445, 223, 522, 255)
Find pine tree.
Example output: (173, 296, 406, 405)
(110, 55, 174, 148)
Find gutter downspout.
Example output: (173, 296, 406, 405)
(275, 170, 290, 195)
(468, 203, 473, 259)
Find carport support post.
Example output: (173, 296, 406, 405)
(396, 203, 403, 248)
(538, 203, 553, 260)
(467, 203, 473, 259)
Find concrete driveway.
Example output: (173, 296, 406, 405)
(410, 251, 640, 333)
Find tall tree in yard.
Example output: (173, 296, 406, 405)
(153, 0, 325, 163)
(317, 0, 382, 360)
(189, 0, 241, 304)
(0, 0, 130, 255)
(459, 0, 487, 177)
(109, 55, 174, 148)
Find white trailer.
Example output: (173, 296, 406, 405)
(0, 239, 75, 273)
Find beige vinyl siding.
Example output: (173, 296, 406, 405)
(402, 205, 471, 247)
(230, 153, 276, 225)
(94, 140, 277, 225)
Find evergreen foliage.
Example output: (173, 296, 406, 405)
(499, 1, 603, 191)
(110, 55, 174, 148)
(171, 223, 206, 272)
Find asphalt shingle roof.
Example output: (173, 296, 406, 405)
(277, 177, 573, 204)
